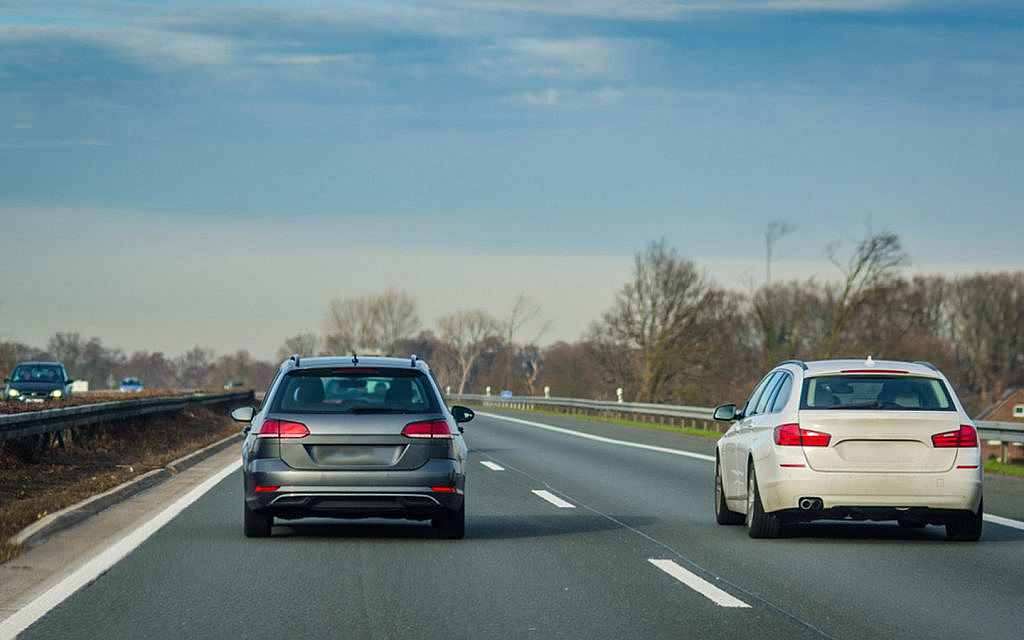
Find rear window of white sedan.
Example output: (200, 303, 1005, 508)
(800, 375, 955, 411)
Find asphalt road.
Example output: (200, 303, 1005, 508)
(18, 410, 1024, 639)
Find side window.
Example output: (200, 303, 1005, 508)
(767, 373, 794, 414)
(259, 370, 283, 411)
(743, 373, 778, 418)
(754, 372, 785, 415)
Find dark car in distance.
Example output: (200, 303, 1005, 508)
(231, 354, 474, 539)
(4, 362, 74, 402)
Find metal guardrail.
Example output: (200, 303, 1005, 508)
(0, 391, 255, 442)
(450, 393, 720, 431)
(451, 393, 1024, 444)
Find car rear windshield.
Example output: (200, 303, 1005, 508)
(800, 375, 955, 411)
(270, 368, 441, 414)
(12, 365, 62, 382)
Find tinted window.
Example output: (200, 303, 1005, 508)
(270, 368, 440, 414)
(744, 372, 779, 417)
(769, 374, 794, 413)
(12, 365, 62, 382)
(801, 375, 954, 411)
(755, 373, 785, 415)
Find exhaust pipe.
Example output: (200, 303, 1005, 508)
(799, 497, 823, 510)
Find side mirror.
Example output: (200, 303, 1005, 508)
(451, 405, 475, 424)
(713, 403, 738, 422)
(230, 406, 255, 422)
(2, 378, 8, 384)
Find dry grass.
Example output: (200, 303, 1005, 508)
(0, 404, 247, 564)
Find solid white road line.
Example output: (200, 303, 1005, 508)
(648, 559, 751, 609)
(478, 411, 715, 462)
(479, 461, 505, 471)
(0, 460, 241, 640)
(984, 514, 1024, 531)
(531, 489, 576, 509)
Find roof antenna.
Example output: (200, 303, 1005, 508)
(290, 353, 300, 367)
(865, 355, 875, 367)
(410, 354, 418, 367)
(351, 352, 359, 365)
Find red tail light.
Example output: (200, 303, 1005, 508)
(774, 423, 831, 447)
(401, 420, 453, 439)
(932, 425, 978, 448)
(256, 419, 309, 439)
(254, 485, 280, 492)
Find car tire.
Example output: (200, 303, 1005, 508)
(433, 501, 465, 540)
(244, 501, 273, 538)
(715, 459, 744, 525)
(746, 464, 782, 539)
(946, 499, 983, 542)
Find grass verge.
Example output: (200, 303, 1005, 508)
(985, 459, 1024, 479)
(484, 406, 724, 439)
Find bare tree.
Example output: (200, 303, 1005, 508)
(438, 309, 500, 394)
(277, 333, 320, 361)
(323, 290, 419, 355)
(590, 239, 728, 403)
(822, 231, 910, 357)
(375, 289, 420, 353)
(764, 221, 797, 286)
(497, 292, 550, 392)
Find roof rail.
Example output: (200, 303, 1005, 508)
(914, 360, 939, 372)
(289, 353, 300, 367)
(410, 354, 418, 367)
(777, 359, 808, 370)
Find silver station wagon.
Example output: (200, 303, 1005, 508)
(232, 355, 474, 539)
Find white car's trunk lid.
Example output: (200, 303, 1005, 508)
(799, 410, 959, 473)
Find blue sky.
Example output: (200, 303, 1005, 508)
(1, 1, 1022, 359)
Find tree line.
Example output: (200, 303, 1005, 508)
(3, 230, 1021, 417)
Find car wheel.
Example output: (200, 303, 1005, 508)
(946, 499, 983, 542)
(746, 464, 782, 539)
(433, 501, 465, 540)
(244, 501, 273, 538)
(715, 459, 744, 525)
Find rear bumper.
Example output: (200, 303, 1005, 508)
(244, 457, 464, 519)
(757, 465, 982, 514)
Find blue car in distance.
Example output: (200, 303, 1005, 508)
(119, 377, 144, 393)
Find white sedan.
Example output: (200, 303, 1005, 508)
(713, 358, 983, 541)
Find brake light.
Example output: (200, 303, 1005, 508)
(932, 425, 977, 448)
(256, 419, 310, 439)
(401, 420, 453, 439)
(774, 423, 831, 447)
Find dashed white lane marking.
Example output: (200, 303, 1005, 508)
(480, 461, 505, 471)
(984, 514, 1024, 531)
(649, 559, 751, 608)
(531, 489, 575, 509)
(478, 411, 715, 462)
(480, 412, 1024, 532)
(0, 460, 242, 640)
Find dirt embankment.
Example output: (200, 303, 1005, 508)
(0, 403, 253, 564)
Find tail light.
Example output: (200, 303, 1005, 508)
(256, 419, 309, 439)
(932, 425, 978, 448)
(402, 420, 453, 439)
(774, 423, 831, 447)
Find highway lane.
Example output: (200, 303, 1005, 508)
(17, 410, 1024, 639)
